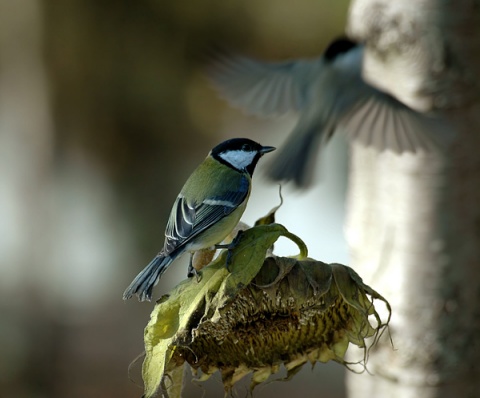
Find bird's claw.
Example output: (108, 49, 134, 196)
(187, 256, 202, 282)
(215, 230, 244, 272)
(187, 267, 202, 282)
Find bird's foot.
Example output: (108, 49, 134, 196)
(215, 230, 244, 272)
(187, 257, 202, 282)
(187, 268, 202, 282)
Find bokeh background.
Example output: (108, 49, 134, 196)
(0, 1, 352, 397)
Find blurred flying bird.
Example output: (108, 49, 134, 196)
(208, 37, 447, 187)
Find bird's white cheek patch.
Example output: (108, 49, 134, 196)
(219, 150, 256, 170)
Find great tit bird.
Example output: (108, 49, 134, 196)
(209, 37, 447, 187)
(123, 138, 275, 302)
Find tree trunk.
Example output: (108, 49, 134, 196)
(345, 1, 480, 397)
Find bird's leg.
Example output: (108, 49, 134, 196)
(187, 253, 202, 282)
(215, 230, 245, 272)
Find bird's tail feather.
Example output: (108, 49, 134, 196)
(123, 253, 175, 302)
(266, 120, 326, 188)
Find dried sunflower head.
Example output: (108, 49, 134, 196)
(140, 222, 391, 397)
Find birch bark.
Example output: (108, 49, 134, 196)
(345, 1, 480, 397)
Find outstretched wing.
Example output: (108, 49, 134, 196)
(208, 52, 322, 116)
(339, 84, 451, 153)
(163, 175, 249, 255)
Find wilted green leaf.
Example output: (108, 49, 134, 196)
(213, 223, 307, 307)
(142, 223, 306, 397)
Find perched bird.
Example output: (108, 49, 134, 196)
(123, 138, 275, 302)
(208, 37, 446, 187)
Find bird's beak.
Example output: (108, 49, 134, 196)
(260, 146, 276, 155)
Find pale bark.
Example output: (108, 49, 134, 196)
(345, 1, 480, 397)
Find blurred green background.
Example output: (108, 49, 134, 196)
(0, 0, 351, 397)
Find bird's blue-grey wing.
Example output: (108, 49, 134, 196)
(208, 53, 322, 116)
(327, 48, 451, 152)
(337, 82, 451, 153)
(163, 176, 249, 254)
(162, 195, 196, 254)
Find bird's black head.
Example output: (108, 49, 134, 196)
(211, 138, 275, 176)
(323, 37, 358, 62)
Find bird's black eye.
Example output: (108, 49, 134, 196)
(242, 144, 251, 151)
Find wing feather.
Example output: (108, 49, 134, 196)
(340, 84, 447, 153)
(208, 53, 322, 116)
(163, 176, 249, 255)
